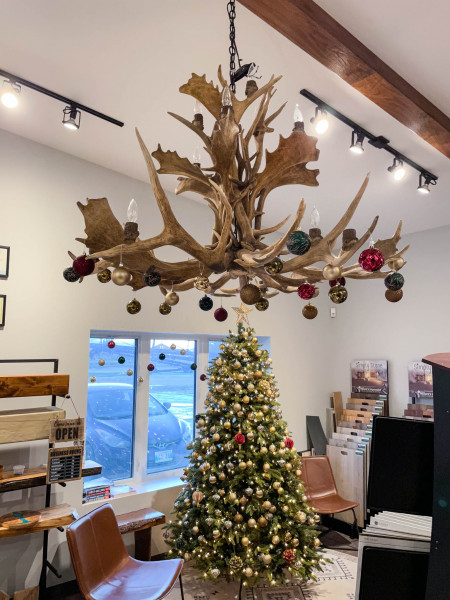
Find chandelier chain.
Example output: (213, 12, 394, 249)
(227, 0, 239, 93)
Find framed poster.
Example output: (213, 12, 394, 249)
(0, 246, 10, 278)
(408, 361, 433, 401)
(0, 295, 5, 326)
(351, 359, 388, 395)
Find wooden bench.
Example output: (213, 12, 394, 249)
(116, 508, 165, 561)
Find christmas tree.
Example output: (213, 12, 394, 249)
(165, 323, 324, 586)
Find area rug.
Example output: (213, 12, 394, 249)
(167, 550, 357, 600)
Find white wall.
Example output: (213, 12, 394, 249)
(0, 128, 334, 594)
(328, 225, 450, 416)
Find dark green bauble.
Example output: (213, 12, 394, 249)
(63, 267, 80, 282)
(191, 363, 198, 370)
(384, 272, 404, 291)
(159, 302, 171, 315)
(199, 295, 213, 311)
(118, 356, 126, 364)
(328, 285, 348, 304)
(255, 298, 269, 311)
(264, 258, 283, 275)
(175, 538, 186, 549)
(143, 268, 161, 287)
(126, 298, 141, 314)
(159, 353, 166, 361)
(97, 269, 111, 283)
(286, 230, 311, 255)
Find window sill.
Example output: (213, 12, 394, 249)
(82, 475, 184, 506)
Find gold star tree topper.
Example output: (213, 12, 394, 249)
(232, 302, 253, 326)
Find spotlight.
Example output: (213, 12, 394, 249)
(62, 105, 81, 130)
(310, 106, 328, 134)
(350, 130, 365, 154)
(1, 80, 21, 108)
(417, 173, 435, 194)
(387, 157, 406, 181)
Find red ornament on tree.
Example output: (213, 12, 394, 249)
(107, 340, 115, 349)
(284, 438, 294, 449)
(214, 307, 228, 322)
(147, 363, 155, 372)
(72, 255, 95, 276)
(359, 248, 384, 272)
(200, 374, 207, 381)
(329, 277, 346, 287)
(235, 433, 245, 445)
(297, 283, 315, 300)
(283, 549, 296, 564)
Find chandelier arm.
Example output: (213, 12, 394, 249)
(167, 112, 212, 153)
(265, 101, 288, 127)
(253, 189, 269, 230)
(374, 221, 404, 257)
(257, 273, 299, 293)
(253, 214, 291, 238)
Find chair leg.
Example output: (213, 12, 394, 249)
(238, 578, 243, 600)
(179, 574, 185, 600)
(350, 508, 359, 539)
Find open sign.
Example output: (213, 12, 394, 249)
(49, 418, 85, 443)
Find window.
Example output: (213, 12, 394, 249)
(84, 331, 270, 496)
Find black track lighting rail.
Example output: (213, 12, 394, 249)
(0, 68, 124, 127)
(300, 89, 438, 183)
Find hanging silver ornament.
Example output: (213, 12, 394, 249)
(224, 520, 232, 529)
(206, 517, 213, 526)
(245, 487, 254, 496)
(212, 494, 220, 502)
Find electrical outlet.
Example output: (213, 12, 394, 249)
(330, 307, 336, 318)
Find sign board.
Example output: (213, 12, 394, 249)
(46, 446, 84, 484)
(351, 359, 389, 395)
(408, 361, 433, 401)
(49, 418, 84, 443)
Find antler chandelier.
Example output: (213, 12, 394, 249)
(63, 65, 408, 320)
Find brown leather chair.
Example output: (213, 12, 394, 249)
(301, 455, 359, 539)
(67, 504, 184, 600)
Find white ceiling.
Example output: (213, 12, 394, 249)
(0, 0, 449, 239)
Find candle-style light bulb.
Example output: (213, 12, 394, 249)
(293, 104, 303, 123)
(222, 86, 232, 107)
(193, 148, 202, 165)
(194, 100, 203, 116)
(310, 206, 320, 228)
(127, 199, 138, 223)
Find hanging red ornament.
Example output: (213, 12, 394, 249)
(284, 438, 294, 449)
(329, 277, 346, 287)
(359, 248, 384, 272)
(283, 549, 296, 564)
(200, 374, 207, 381)
(235, 433, 245, 445)
(72, 255, 95, 276)
(147, 363, 155, 371)
(107, 340, 115, 349)
(297, 283, 315, 300)
(214, 307, 228, 322)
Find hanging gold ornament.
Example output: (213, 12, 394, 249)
(241, 537, 250, 547)
(192, 490, 204, 504)
(170, 343, 176, 350)
(322, 264, 342, 280)
(98, 359, 105, 366)
(313, 287, 320, 297)
(159, 302, 172, 315)
(388, 256, 406, 271)
(90, 376, 96, 383)
(272, 535, 280, 545)
(97, 269, 111, 283)
(264, 258, 283, 275)
(302, 303, 318, 319)
(255, 298, 269, 312)
(112, 266, 131, 286)
(127, 369, 133, 376)
(194, 276, 210, 291)
(240, 283, 261, 305)
(165, 291, 180, 306)
(257, 516, 267, 527)
(262, 554, 272, 565)
(234, 513, 243, 523)
(126, 298, 142, 314)
(385, 289, 403, 302)
(328, 285, 348, 304)
(244, 567, 253, 577)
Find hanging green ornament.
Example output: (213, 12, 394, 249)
(159, 302, 171, 315)
(328, 285, 348, 304)
(255, 298, 269, 311)
(63, 267, 80, 282)
(118, 356, 126, 364)
(126, 298, 142, 314)
(191, 363, 198, 370)
(199, 295, 213, 311)
(264, 258, 283, 275)
(97, 269, 111, 283)
(159, 353, 166, 360)
(286, 230, 311, 255)
(384, 272, 404, 291)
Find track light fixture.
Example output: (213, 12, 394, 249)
(63, 105, 81, 131)
(300, 89, 438, 193)
(388, 157, 406, 181)
(0, 68, 124, 129)
(350, 130, 365, 154)
(1, 79, 21, 108)
(310, 106, 329, 134)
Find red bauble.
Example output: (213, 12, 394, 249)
(235, 433, 245, 445)
(72, 255, 95, 276)
(329, 277, 346, 287)
(147, 363, 155, 372)
(214, 307, 228, 322)
(283, 549, 295, 564)
(284, 437, 294, 449)
(107, 340, 115, 349)
(200, 374, 207, 381)
(297, 283, 315, 300)
(359, 248, 384, 272)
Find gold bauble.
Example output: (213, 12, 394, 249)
(159, 302, 172, 315)
(244, 567, 253, 577)
(219, 472, 226, 480)
(273, 482, 281, 490)
(313, 287, 320, 297)
(255, 371, 263, 379)
(252, 337, 258, 343)
(246, 460, 253, 469)
(219, 400, 226, 408)
(213, 530, 220, 538)
(126, 298, 142, 314)
(292, 538, 299, 547)
(263, 463, 270, 472)
(302, 303, 318, 320)
(239, 462, 247, 470)
(209, 475, 217, 484)
(385, 289, 403, 303)
(272, 535, 280, 545)
(285, 463, 292, 471)
(248, 383, 255, 391)
(90, 376, 96, 383)
(270, 506, 276, 513)
(248, 518, 257, 528)
(269, 444, 276, 452)
(314, 538, 321, 547)
(194, 276, 210, 291)
(229, 492, 237, 502)
(255, 298, 270, 312)
(238, 373, 245, 381)
(213, 433, 220, 442)
(257, 517, 267, 528)
(192, 490, 204, 504)
(285, 532, 292, 541)
(98, 359, 105, 366)
(234, 384, 242, 392)
(180, 349, 186, 355)
(240, 496, 248, 506)
(264, 257, 283, 275)
(97, 269, 111, 283)
(165, 291, 180, 306)
(234, 513, 243, 523)
(262, 554, 272, 565)
(184, 552, 192, 560)
(170, 343, 176, 350)
(127, 369, 133, 376)
(262, 405, 269, 413)
(269, 426, 276, 434)
(192, 526, 199, 534)
(328, 285, 348, 304)
(224, 421, 231, 429)
(112, 266, 131, 286)
(322, 264, 342, 280)
(261, 447, 268, 454)
(280, 441, 285, 449)
(241, 537, 250, 547)
(234, 361, 241, 369)
(295, 469, 302, 477)
(388, 257, 405, 271)
(247, 431, 254, 440)
(243, 395, 250, 403)
(240, 283, 261, 305)
(255, 489, 264, 498)
(277, 487, 284, 495)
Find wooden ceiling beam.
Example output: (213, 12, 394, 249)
(238, 0, 450, 159)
